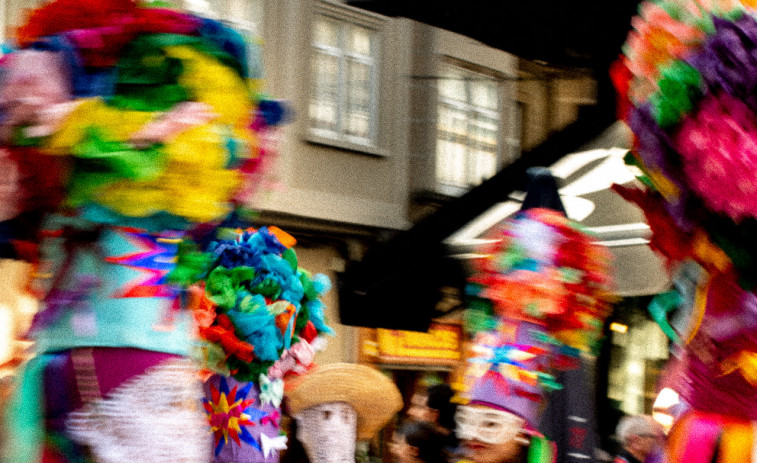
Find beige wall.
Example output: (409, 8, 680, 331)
(292, 243, 358, 365)
(518, 61, 598, 150)
(259, 0, 413, 230)
(553, 77, 597, 130)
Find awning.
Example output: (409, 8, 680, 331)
(338, 108, 653, 332)
(445, 123, 669, 298)
(339, 122, 668, 331)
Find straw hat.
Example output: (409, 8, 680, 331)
(286, 363, 403, 440)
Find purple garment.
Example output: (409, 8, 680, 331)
(644, 447, 665, 463)
(42, 347, 180, 428)
(203, 374, 283, 463)
(42, 352, 79, 433)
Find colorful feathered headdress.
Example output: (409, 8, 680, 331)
(615, 1, 757, 459)
(463, 191, 614, 428)
(613, 0, 757, 288)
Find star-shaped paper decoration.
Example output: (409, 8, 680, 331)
(203, 376, 268, 456)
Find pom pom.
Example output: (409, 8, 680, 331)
(304, 299, 334, 336)
(311, 273, 332, 296)
(226, 308, 283, 362)
(690, 15, 757, 108)
(650, 60, 703, 127)
(194, 227, 333, 384)
(675, 92, 757, 222)
(468, 208, 614, 355)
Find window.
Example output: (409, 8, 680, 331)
(436, 65, 500, 190)
(309, 15, 378, 146)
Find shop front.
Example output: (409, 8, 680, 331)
(359, 318, 465, 400)
(355, 318, 466, 461)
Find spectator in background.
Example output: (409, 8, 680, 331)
(614, 415, 665, 463)
(407, 384, 458, 443)
(390, 420, 447, 463)
(407, 383, 459, 459)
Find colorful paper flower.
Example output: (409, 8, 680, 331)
(468, 208, 614, 354)
(615, 0, 757, 288)
(193, 227, 333, 383)
(675, 92, 757, 222)
(689, 15, 757, 108)
(1, 0, 290, 230)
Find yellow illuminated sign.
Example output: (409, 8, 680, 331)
(376, 323, 462, 364)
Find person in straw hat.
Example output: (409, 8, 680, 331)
(285, 362, 403, 463)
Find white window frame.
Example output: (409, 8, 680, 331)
(307, 1, 384, 153)
(435, 63, 503, 194)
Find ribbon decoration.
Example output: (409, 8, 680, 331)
(649, 290, 683, 343)
(261, 410, 280, 427)
(258, 374, 283, 408)
(260, 433, 287, 459)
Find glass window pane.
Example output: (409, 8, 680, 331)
(205, 0, 226, 18)
(211, 0, 263, 32)
(436, 65, 502, 189)
(309, 17, 377, 144)
(438, 104, 469, 139)
(470, 114, 498, 146)
(469, 150, 497, 185)
(309, 52, 340, 132)
(314, 17, 339, 48)
(439, 67, 467, 103)
(348, 25, 373, 57)
(346, 113, 370, 140)
(471, 79, 498, 110)
(436, 139, 468, 187)
(345, 59, 373, 139)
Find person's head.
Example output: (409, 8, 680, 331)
(407, 384, 457, 432)
(616, 415, 665, 461)
(296, 402, 358, 463)
(455, 403, 527, 463)
(390, 420, 446, 463)
(286, 364, 403, 463)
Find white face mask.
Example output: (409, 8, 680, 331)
(296, 402, 357, 463)
(455, 405, 525, 445)
(66, 360, 210, 463)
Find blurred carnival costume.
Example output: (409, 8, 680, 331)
(613, 0, 757, 460)
(195, 226, 334, 463)
(460, 170, 615, 463)
(0, 0, 291, 462)
(285, 363, 403, 463)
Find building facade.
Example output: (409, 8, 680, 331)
(0, 0, 600, 368)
